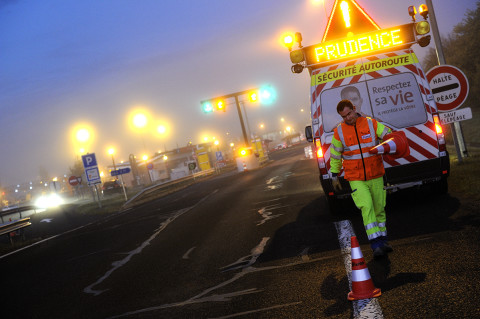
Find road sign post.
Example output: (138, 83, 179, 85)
(110, 168, 130, 201)
(68, 175, 81, 187)
(426, 0, 469, 162)
(426, 64, 470, 161)
(81, 153, 102, 208)
(111, 167, 131, 176)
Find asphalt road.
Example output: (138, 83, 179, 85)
(1, 143, 479, 318)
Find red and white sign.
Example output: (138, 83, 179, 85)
(68, 176, 81, 186)
(439, 107, 473, 125)
(426, 65, 469, 112)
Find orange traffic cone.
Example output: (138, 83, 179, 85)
(369, 131, 410, 159)
(243, 161, 248, 172)
(348, 236, 381, 301)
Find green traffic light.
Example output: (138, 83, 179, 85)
(259, 86, 276, 104)
(202, 102, 213, 113)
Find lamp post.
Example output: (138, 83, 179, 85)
(163, 154, 170, 180)
(143, 154, 153, 184)
(108, 148, 117, 172)
(108, 148, 128, 201)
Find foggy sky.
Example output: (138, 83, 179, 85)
(0, 0, 476, 186)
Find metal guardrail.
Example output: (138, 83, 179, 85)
(0, 205, 37, 223)
(0, 217, 32, 245)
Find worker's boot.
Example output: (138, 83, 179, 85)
(370, 237, 385, 259)
(373, 247, 385, 259)
(378, 236, 393, 253)
(382, 243, 393, 253)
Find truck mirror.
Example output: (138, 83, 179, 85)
(305, 126, 313, 142)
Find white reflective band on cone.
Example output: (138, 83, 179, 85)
(352, 269, 371, 282)
(351, 247, 363, 259)
(373, 145, 384, 154)
(387, 140, 397, 153)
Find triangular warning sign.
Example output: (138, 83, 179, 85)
(322, 0, 380, 42)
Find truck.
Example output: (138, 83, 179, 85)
(284, 1, 449, 213)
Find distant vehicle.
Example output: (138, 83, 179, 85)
(102, 180, 124, 196)
(276, 143, 287, 150)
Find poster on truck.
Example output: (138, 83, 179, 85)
(320, 58, 427, 131)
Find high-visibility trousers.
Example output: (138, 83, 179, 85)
(349, 177, 387, 243)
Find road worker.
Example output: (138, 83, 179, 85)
(330, 99, 393, 258)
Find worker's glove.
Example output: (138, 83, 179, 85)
(331, 176, 342, 192)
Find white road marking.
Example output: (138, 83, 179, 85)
(182, 246, 196, 259)
(266, 184, 282, 190)
(209, 301, 303, 319)
(264, 173, 292, 191)
(256, 205, 283, 226)
(265, 177, 279, 185)
(84, 189, 218, 296)
(334, 220, 384, 319)
(108, 253, 339, 318)
(221, 237, 270, 272)
(40, 218, 53, 223)
(252, 197, 285, 205)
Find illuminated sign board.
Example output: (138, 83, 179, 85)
(304, 23, 416, 66)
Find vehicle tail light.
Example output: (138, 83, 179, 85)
(314, 138, 329, 176)
(317, 147, 323, 158)
(433, 115, 443, 134)
(433, 113, 446, 153)
(315, 138, 324, 158)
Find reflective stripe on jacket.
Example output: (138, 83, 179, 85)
(330, 116, 391, 181)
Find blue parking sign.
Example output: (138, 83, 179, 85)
(82, 153, 98, 168)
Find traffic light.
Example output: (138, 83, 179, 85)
(215, 100, 226, 112)
(249, 91, 258, 102)
(202, 102, 213, 113)
(259, 86, 275, 104)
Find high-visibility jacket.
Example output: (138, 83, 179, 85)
(330, 116, 391, 181)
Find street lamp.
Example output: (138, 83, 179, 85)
(133, 113, 147, 129)
(72, 125, 94, 158)
(130, 110, 150, 152)
(76, 128, 90, 143)
(157, 125, 166, 134)
(143, 154, 152, 184)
